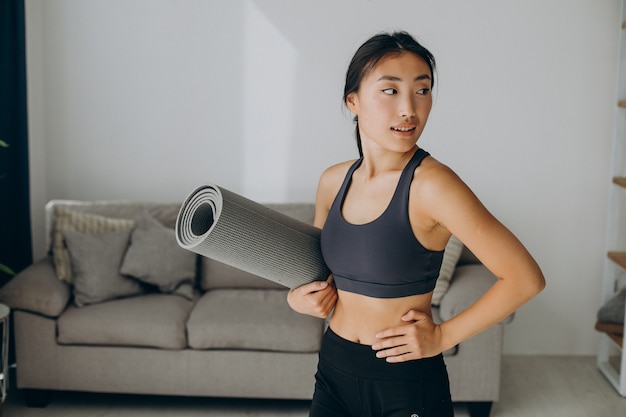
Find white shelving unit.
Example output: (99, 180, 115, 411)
(598, 0, 626, 397)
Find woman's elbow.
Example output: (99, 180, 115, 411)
(524, 265, 546, 299)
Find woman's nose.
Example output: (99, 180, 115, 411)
(400, 96, 416, 118)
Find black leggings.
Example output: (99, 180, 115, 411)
(310, 328, 453, 417)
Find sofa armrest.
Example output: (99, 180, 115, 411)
(439, 263, 514, 325)
(0, 257, 71, 318)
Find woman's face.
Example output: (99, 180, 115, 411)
(346, 52, 433, 154)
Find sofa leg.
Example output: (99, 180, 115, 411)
(467, 401, 493, 417)
(23, 389, 52, 408)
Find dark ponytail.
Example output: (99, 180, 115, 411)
(343, 31, 436, 157)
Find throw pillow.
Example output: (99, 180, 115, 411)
(63, 228, 145, 307)
(120, 212, 197, 300)
(597, 288, 626, 324)
(0, 259, 71, 317)
(431, 235, 464, 306)
(52, 206, 136, 283)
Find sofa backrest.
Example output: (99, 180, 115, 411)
(45, 200, 181, 250)
(44, 200, 182, 253)
(45, 200, 317, 291)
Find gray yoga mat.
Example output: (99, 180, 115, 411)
(175, 184, 330, 289)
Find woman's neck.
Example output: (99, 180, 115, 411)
(359, 145, 419, 179)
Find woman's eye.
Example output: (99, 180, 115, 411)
(417, 88, 431, 95)
(382, 88, 397, 95)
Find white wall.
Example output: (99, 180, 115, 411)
(25, 0, 622, 355)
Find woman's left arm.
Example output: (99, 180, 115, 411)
(373, 164, 545, 362)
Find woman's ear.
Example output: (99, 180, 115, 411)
(345, 92, 359, 115)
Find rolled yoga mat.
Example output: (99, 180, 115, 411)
(175, 184, 330, 289)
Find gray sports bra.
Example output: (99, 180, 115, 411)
(320, 148, 444, 298)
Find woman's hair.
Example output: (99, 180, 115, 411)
(343, 31, 436, 157)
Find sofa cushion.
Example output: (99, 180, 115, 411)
(187, 289, 323, 353)
(52, 206, 136, 283)
(121, 211, 197, 300)
(57, 294, 193, 349)
(0, 258, 71, 317)
(431, 235, 464, 306)
(63, 228, 145, 307)
(264, 203, 315, 224)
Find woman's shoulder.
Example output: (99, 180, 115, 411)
(316, 159, 358, 202)
(413, 154, 468, 195)
(321, 159, 358, 180)
(320, 159, 356, 183)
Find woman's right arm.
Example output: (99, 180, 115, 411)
(287, 275, 336, 318)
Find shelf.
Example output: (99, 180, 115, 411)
(613, 177, 626, 188)
(608, 251, 626, 270)
(606, 332, 625, 348)
(595, 321, 624, 348)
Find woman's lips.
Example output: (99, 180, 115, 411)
(391, 126, 416, 136)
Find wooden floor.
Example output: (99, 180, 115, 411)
(491, 356, 626, 417)
(2, 356, 626, 417)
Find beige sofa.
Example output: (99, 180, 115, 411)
(0, 200, 510, 417)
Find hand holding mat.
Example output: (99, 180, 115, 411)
(175, 184, 330, 289)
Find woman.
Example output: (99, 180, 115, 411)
(287, 31, 545, 417)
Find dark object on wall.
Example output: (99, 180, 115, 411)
(0, 0, 31, 289)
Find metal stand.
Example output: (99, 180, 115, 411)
(0, 304, 10, 412)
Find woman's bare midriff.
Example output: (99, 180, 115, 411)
(329, 289, 433, 346)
